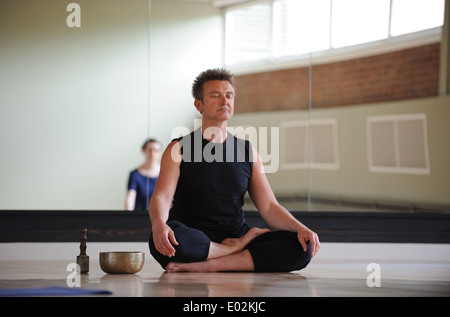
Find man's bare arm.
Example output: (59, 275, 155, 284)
(248, 146, 320, 258)
(149, 140, 181, 257)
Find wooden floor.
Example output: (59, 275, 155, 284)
(1, 242, 449, 298)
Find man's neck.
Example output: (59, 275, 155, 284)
(201, 121, 228, 143)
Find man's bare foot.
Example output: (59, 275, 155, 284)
(166, 249, 255, 273)
(166, 261, 208, 273)
(165, 229, 269, 273)
(220, 227, 270, 253)
(206, 227, 270, 260)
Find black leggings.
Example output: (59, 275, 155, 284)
(148, 220, 311, 272)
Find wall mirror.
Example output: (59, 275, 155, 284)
(1, 0, 448, 213)
(226, 0, 449, 213)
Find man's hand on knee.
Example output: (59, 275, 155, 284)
(153, 222, 178, 257)
(296, 224, 320, 259)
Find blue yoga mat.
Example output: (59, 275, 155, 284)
(0, 286, 113, 296)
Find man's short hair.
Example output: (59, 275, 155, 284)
(192, 68, 235, 101)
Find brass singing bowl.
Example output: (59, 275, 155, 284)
(99, 251, 145, 274)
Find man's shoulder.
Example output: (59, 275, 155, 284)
(227, 132, 252, 147)
(172, 128, 200, 143)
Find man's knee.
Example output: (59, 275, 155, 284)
(149, 220, 210, 269)
(271, 233, 311, 272)
(247, 231, 311, 272)
(293, 240, 311, 271)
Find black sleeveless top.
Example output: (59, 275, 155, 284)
(169, 128, 253, 241)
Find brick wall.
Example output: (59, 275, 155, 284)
(234, 43, 440, 113)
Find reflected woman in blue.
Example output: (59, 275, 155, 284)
(126, 139, 162, 211)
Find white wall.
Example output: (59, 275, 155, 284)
(148, 0, 223, 145)
(0, 0, 222, 210)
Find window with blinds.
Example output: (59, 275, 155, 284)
(390, 0, 445, 36)
(273, 0, 330, 57)
(224, 1, 272, 65)
(331, 0, 391, 48)
(224, 0, 445, 66)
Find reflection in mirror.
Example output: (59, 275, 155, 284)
(0, 0, 223, 210)
(125, 139, 161, 212)
(0, 0, 150, 210)
(1, 0, 448, 212)
(227, 0, 449, 213)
